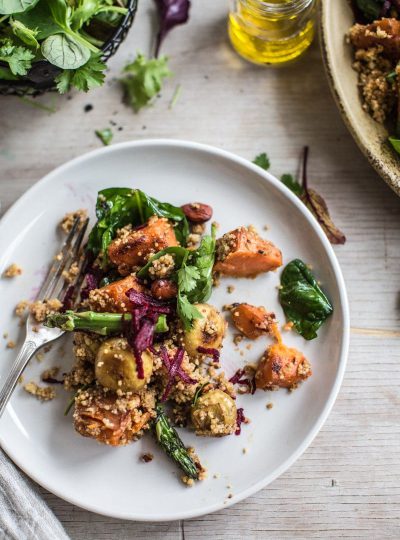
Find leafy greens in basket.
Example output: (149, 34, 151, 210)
(0, 0, 128, 92)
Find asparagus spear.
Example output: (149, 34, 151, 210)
(154, 405, 199, 480)
(45, 310, 168, 335)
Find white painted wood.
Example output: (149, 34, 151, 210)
(1, 0, 400, 538)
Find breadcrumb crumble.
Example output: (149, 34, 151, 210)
(3, 264, 22, 278)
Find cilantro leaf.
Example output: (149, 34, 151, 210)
(95, 127, 113, 146)
(253, 152, 270, 171)
(55, 54, 106, 93)
(177, 293, 202, 327)
(138, 225, 216, 329)
(0, 38, 34, 76)
(280, 173, 304, 197)
(178, 265, 200, 293)
(120, 53, 172, 113)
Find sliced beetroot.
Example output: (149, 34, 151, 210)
(235, 408, 245, 436)
(229, 368, 256, 394)
(159, 346, 196, 401)
(197, 346, 220, 362)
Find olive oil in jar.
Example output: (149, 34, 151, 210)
(228, 0, 316, 66)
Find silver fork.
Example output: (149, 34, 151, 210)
(0, 216, 89, 418)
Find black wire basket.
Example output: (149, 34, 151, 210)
(0, 0, 138, 97)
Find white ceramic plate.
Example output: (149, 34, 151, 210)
(0, 140, 349, 521)
(320, 0, 400, 196)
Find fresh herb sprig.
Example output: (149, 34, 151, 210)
(138, 223, 217, 329)
(120, 53, 172, 113)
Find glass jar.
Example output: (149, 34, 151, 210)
(228, 0, 317, 66)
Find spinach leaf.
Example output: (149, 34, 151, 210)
(138, 225, 217, 329)
(41, 34, 91, 69)
(87, 188, 189, 266)
(0, 0, 39, 15)
(355, 0, 383, 21)
(15, 2, 61, 40)
(279, 259, 333, 340)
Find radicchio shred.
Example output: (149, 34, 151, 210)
(235, 408, 245, 436)
(124, 289, 173, 379)
(229, 369, 256, 395)
(159, 345, 196, 401)
(196, 346, 220, 362)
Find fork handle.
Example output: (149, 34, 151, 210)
(0, 340, 37, 418)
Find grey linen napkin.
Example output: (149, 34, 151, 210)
(0, 449, 69, 540)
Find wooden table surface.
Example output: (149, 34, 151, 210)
(1, 2, 400, 538)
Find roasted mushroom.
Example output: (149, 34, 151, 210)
(191, 389, 237, 436)
(183, 303, 226, 357)
(95, 337, 154, 392)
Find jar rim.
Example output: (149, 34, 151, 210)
(244, 0, 314, 14)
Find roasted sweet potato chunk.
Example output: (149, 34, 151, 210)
(231, 303, 277, 339)
(349, 19, 400, 59)
(255, 343, 311, 390)
(88, 274, 145, 313)
(108, 216, 178, 273)
(214, 226, 282, 278)
(73, 388, 152, 446)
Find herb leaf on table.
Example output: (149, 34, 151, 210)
(154, 0, 191, 58)
(120, 53, 172, 113)
(95, 127, 113, 146)
(279, 259, 333, 340)
(253, 152, 270, 170)
(253, 147, 346, 245)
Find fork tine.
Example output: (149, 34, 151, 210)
(55, 217, 90, 298)
(49, 218, 90, 302)
(36, 217, 88, 302)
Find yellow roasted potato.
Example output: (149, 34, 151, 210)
(95, 337, 153, 392)
(191, 389, 237, 436)
(183, 303, 226, 357)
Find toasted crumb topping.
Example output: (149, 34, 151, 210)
(3, 263, 22, 278)
(24, 381, 56, 401)
(6, 340, 16, 349)
(15, 300, 29, 318)
(30, 298, 63, 322)
(148, 254, 175, 279)
(60, 209, 88, 234)
(62, 261, 79, 283)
